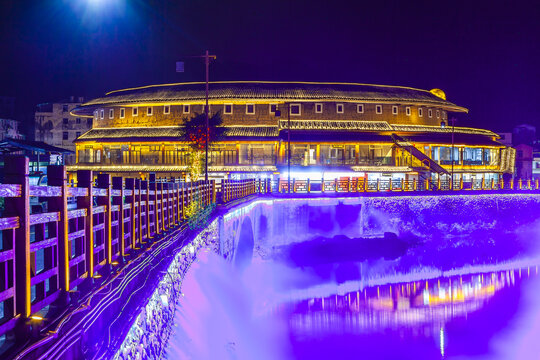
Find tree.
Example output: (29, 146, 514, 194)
(182, 111, 224, 181)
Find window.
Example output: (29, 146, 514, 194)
(246, 104, 255, 114)
(442, 111, 446, 119)
(133, 107, 138, 116)
(357, 104, 364, 113)
(100, 109, 104, 119)
(94, 110, 98, 120)
(147, 107, 153, 116)
(406, 107, 411, 116)
(436, 110, 440, 118)
(62, 104, 68, 112)
(315, 103, 323, 113)
(63, 118, 69, 125)
(164, 105, 170, 114)
(183, 105, 190, 114)
(87, 118, 93, 125)
(336, 104, 344, 113)
(109, 109, 114, 119)
(290, 104, 301, 115)
(392, 106, 398, 115)
(120, 108, 125, 118)
(428, 109, 433, 118)
(63, 131, 69, 140)
(76, 131, 81, 138)
(224, 104, 233, 114)
(418, 108, 423, 117)
(376, 105, 382, 114)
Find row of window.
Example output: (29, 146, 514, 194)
(94, 104, 446, 119)
(63, 131, 82, 140)
(62, 117, 88, 124)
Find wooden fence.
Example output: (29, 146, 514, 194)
(0, 156, 265, 339)
(274, 177, 540, 193)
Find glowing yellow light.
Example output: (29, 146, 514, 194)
(30, 315, 44, 321)
(430, 88, 447, 100)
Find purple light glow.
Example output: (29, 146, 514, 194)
(123, 194, 540, 359)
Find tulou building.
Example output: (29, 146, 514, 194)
(69, 81, 515, 184)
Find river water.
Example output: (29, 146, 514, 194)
(165, 194, 540, 359)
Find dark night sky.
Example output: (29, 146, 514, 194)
(0, 0, 538, 133)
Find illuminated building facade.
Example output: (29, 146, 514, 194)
(69, 81, 514, 183)
(35, 96, 90, 164)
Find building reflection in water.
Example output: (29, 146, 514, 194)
(287, 266, 538, 349)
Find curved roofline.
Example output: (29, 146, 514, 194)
(105, 80, 444, 97)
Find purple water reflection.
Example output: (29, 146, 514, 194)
(165, 195, 540, 359)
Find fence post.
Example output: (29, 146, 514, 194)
(413, 178, 417, 191)
(112, 177, 125, 257)
(135, 179, 142, 246)
(149, 174, 159, 235)
(47, 165, 70, 292)
(77, 170, 94, 278)
(96, 174, 112, 265)
(4, 156, 31, 318)
(377, 179, 380, 192)
(158, 181, 166, 232)
(125, 178, 136, 250)
(141, 180, 151, 239)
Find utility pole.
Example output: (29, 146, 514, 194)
(176, 51, 216, 181)
(451, 117, 456, 189)
(287, 103, 291, 194)
(204, 50, 210, 181)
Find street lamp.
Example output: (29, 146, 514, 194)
(274, 103, 291, 193)
(176, 51, 216, 181)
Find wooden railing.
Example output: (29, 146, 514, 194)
(273, 177, 540, 193)
(0, 156, 263, 340)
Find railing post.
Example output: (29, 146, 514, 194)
(149, 174, 159, 235)
(180, 182, 186, 219)
(125, 178, 136, 249)
(519, 179, 522, 190)
(141, 180, 151, 239)
(96, 174, 112, 265)
(5, 156, 31, 318)
(307, 178, 311, 193)
(377, 178, 380, 192)
(112, 177, 125, 257)
(77, 170, 94, 278)
(413, 178, 417, 191)
(48, 165, 70, 292)
(335, 178, 338, 193)
(158, 181, 165, 232)
(135, 179, 142, 245)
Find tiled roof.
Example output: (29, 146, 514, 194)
(66, 164, 277, 172)
(391, 124, 497, 137)
(74, 81, 467, 116)
(279, 120, 392, 131)
(75, 126, 279, 142)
